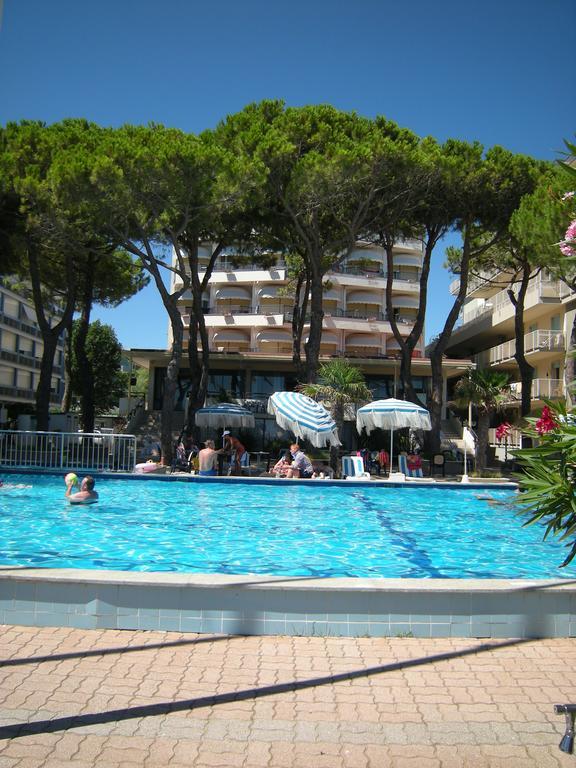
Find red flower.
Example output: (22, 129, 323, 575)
(495, 422, 512, 442)
(535, 406, 558, 435)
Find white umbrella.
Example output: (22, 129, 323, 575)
(267, 391, 341, 448)
(356, 398, 431, 475)
(194, 403, 255, 430)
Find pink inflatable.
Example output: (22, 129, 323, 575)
(134, 462, 159, 474)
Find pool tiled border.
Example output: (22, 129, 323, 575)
(2, 470, 572, 639)
(0, 568, 574, 639)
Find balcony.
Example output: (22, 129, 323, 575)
(331, 264, 420, 283)
(489, 330, 565, 366)
(508, 378, 564, 402)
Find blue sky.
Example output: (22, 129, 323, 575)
(1, 0, 575, 347)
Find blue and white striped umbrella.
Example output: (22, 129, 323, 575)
(356, 398, 431, 475)
(267, 391, 341, 448)
(194, 403, 255, 429)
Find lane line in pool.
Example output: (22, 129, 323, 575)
(354, 490, 447, 578)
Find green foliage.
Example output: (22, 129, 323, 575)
(297, 359, 372, 426)
(453, 368, 510, 413)
(71, 320, 127, 413)
(514, 401, 576, 566)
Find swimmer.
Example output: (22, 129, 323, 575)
(65, 475, 99, 504)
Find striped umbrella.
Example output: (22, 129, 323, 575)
(194, 403, 255, 429)
(356, 398, 431, 475)
(267, 391, 341, 448)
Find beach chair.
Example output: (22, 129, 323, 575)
(341, 455, 371, 481)
(398, 454, 424, 479)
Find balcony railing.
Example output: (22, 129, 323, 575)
(490, 330, 565, 365)
(488, 427, 523, 449)
(508, 378, 564, 401)
(331, 265, 420, 282)
(183, 308, 416, 325)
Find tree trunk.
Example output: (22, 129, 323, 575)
(138, 239, 186, 466)
(291, 269, 309, 381)
(427, 225, 473, 455)
(331, 402, 345, 477)
(185, 240, 223, 436)
(27, 240, 76, 431)
(36, 335, 59, 429)
(161, 305, 184, 465)
(475, 411, 490, 474)
(75, 255, 96, 433)
(427, 351, 444, 455)
(509, 262, 534, 417)
(303, 260, 324, 383)
(61, 319, 74, 413)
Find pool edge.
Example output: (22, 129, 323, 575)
(1, 567, 574, 639)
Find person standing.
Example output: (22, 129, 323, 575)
(223, 432, 247, 475)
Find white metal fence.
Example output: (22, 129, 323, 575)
(0, 430, 137, 472)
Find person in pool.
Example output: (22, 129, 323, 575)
(65, 475, 99, 504)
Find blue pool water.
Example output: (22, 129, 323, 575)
(0, 474, 573, 579)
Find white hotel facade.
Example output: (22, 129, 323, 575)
(135, 240, 471, 446)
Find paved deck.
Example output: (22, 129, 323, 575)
(0, 625, 574, 767)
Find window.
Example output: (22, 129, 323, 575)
(16, 370, 32, 389)
(207, 371, 245, 399)
(2, 296, 18, 317)
(251, 373, 296, 399)
(1, 331, 16, 352)
(0, 367, 14, 386)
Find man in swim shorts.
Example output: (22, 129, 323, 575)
(65, 475, 99, 504)
(198, 440, 219, 476)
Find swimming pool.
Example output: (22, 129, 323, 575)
(0, 473, 572, 579)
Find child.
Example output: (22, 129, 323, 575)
(272, 450, 292, 478)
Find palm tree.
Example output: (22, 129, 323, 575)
(298, 360, 372, 476)
(454, 368, 510, 474)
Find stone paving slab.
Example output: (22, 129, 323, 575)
(0, 625, 574, 766)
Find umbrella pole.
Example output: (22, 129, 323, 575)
(389, 428, 394, 477)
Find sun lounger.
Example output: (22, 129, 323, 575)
(398, 454, 435, 482)
(341, 456, 371, 480)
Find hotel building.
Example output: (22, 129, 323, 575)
(0, 281, 66, 422)
(443, 268, 575, 444)
(135, 241, 472, 447)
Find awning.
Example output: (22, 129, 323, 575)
(257, 285, 283, 299)
(346, 334, 381, 348)
(322, 289, 340, 301)
(256, 330, 292, 343)
(346, 291, 383, 305)
(347, 250, 382, 263)
(212, 330, 250, 343)
(392, 294, 419, 308)
(22, 305, 37, 322)
(305, 332, 339, 345)
(214, 286, 251, 300)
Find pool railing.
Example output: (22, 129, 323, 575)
(0, 429, 137, 473)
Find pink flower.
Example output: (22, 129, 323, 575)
(535, 406, 558, 435)
(560, 242, 576, 257)
(495, 422, 512, 441)
(562, 191, 575, 201)
(565, 220, 576, 241)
